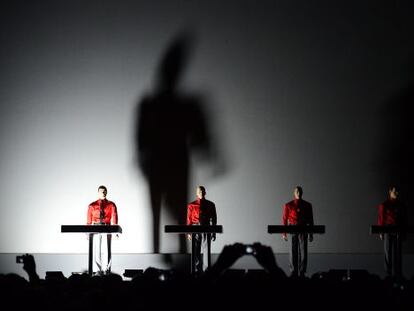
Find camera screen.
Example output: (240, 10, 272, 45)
(16, 256, 24, 263)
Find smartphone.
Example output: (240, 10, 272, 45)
(245, 245, 255, 255)
(16, 255, 24, 263)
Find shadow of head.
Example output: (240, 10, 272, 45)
(157, 31, 195, 92)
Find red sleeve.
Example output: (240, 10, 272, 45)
(378, 204, 384, 225)
(187, 204, 192, 225)
(282, 204, 289, 225)
(87, 205, 92, 225)
(111, 203, 118, 225)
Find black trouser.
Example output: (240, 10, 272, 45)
(191, 233, 203, 274)
(384, 233, 402, 277)
(289, 233, 308, 277)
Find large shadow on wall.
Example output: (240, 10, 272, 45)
(135, 32, 214, 253)
(377, 73, 414, 253)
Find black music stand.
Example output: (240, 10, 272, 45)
(370, 225, 414, 235)
(61, 225, 122, 275)
(370, 225, 414, 277)
(370, 225, 413, 258)
(268, 225, 325, 277)
(165, 225, 223, 274)
(267, 225, 325, 234)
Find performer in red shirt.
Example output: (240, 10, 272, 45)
(282, 186, 314, 278)
(377, 185, 407, 278)
(187, 186, 217, 274)
(87, 185, 118, 275)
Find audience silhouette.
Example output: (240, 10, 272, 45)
(1, 250, 412, 311)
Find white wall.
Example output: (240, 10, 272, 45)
(1, 0, 413, 255)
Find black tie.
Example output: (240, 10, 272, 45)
(100, 200, 105, 224)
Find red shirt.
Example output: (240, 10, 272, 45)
(378, 199, 405, 225)
(87, 199, 118, 225)
(282, 199, 314, 226)
(187, 198, 217, 225)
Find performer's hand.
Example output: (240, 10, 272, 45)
(308, 234, 313, 242)
(115, 234, 119, 239)
(282, 234, 288, 241)
(211, 233, 216, 241)
(187, 234, 192, 241)
(380, 234, 384, 240)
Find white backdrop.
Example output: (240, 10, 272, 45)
(1, 0, 413, 254)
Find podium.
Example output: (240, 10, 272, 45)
(370, 225, 414, 254)
(370, 225, 414, 234)
(165, 225, 223, 273)
(61, 225, 122, 275)
(267, 225, 325, 234)
(268, 225, 324, 277)
(370, 225, 414, 277)
(370, 225, 413, 248)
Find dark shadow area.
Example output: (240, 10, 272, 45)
(3, 251, 414, 311)
(135, 31, 214, 254)
(377, 74, 414, 254)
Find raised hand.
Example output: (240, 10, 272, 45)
(212, 243, 245, 272)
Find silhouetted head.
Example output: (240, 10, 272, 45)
(294, 186, 303, 200)
(157, 31, 194, 92)
(98, 185, 107, 200)
(196, 186, 206, 200)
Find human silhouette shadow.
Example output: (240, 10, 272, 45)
(135, 32, 212, 253)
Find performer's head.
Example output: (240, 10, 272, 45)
(196, 186, 206, 200)
(294, 186, 303, 200)
(388, 185, 399, 200)
(98, 185, 108, 200)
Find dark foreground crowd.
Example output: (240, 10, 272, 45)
(1, 243, 413, 311)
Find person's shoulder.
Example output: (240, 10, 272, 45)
(88, 200, 98, 207)
(205, 199, 216, 207)
(379, 199, 391, 208)
(205, 199, 215, 204)
(188, 200, 198, 206)
(303, 200, 312, 207)
(392, 199, 406, 209)
(107, 200, 117, 207)
(285, 200, 295, 207)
